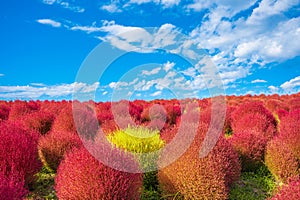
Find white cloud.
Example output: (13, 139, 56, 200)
(251, 79, 267, 83)
(163, 61, 175, 72)
(280, 76, 300, 92)
(142, 67, 161, 76)
(41, 0, 85, 12)
(37, 19, 61, 28)
(102, 91, 108, 95)
(128, 0, 180, 8)
(150, 91, 162, 97)
(0, 82, 99, 99)
(268, 85, 279, 93)
(30, 83, 46, 87)
(101, 1, 122, 13)
(0, 74, 4, 77)
(60, 2, 85, 13)
(42, 0, 56, 5)
(190, 0, 300, 72)
(71, 26, 102, 33)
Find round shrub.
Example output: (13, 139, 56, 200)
(0, 174, 28, 200)
(38, 131, 82, 172)
(107, 126, 165, 191)
(9, 100, 39, 121)
(265, 137, 299, 183)
(232, 112, 277, 140)
(51, 106, 76, 133)
(231, 101, 277, 140)
(55, 146, 143, 200)
(158, 123, 241, 199)
(0, 103, 10, 121)
(271, 178, 300, 200)
(279, 109, 300, 159)
(229, 131, 267, 171)
(22, 111, 54, 135)
(107, 126, 165, 170)
(72, 104, 99, 140)
(0, 121, 42, 187)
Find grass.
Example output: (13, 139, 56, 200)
(229, 165, 277, 200)
(26, 167, 57, 200)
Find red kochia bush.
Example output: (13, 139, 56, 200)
(72, 103, 99, 140)
(22, 111, 54, 135)
(158, 122, 241, 199)
(265, 137, 299, 183)
(38, 131, 82, 171)
(229, 131, 267, 171)
(0, 121, 41, 187)
(271, 178, 300, 200)
(51, 106, 76, 133)
(0, 173, 28, 200)
(231, 101, 277, 140)
(279, 109, 300, 159)
(0, 103, 10, 121)
(55, 146, 143, 200)
(9, 100, 39, 120)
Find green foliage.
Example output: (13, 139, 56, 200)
(107, 126, 165, 197)
(229, 165, 276, 200)
(107, 126, 165, 170)
(27, 167, 57, 200)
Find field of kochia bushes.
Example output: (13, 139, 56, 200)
(1, 93, 300, 199)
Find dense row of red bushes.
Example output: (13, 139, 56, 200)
(0, 93, 300, 199)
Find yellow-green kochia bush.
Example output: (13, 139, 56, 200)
(107, 126, 165, 191)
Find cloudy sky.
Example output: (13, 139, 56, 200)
(0, 0, 300, 101)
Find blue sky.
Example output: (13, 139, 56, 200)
(0, 0, 300, 101)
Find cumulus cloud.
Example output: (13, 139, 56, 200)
(190, 0, 300, 70)
(280, 76, 300, 92)
(37, 19, 61, 27)
(268, 85, 279, 93)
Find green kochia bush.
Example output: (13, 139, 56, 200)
(107, 126, 165, 191)
(107, 126, 165, 170)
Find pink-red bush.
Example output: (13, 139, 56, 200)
(9, 100, 39, 120)
(0, 103, 10, 121)
(265, 137, 299, 183)
(51, 106, 76, 133)
(271, 178, 300, 200)
(229, 131, 267, 171)
(55, 146, 143, 199)
(38, 131, 82, 171)
(0, 173, 28, 200)
(72, 104, 99, 140)
(0, 121, 41, 187)
(231, 112, 277, 140)
(22, 111, 54, 135)
(279, 109, 300, 159)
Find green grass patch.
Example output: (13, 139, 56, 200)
(27, 166, 57, 200)
(229, 165, 276, 200)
